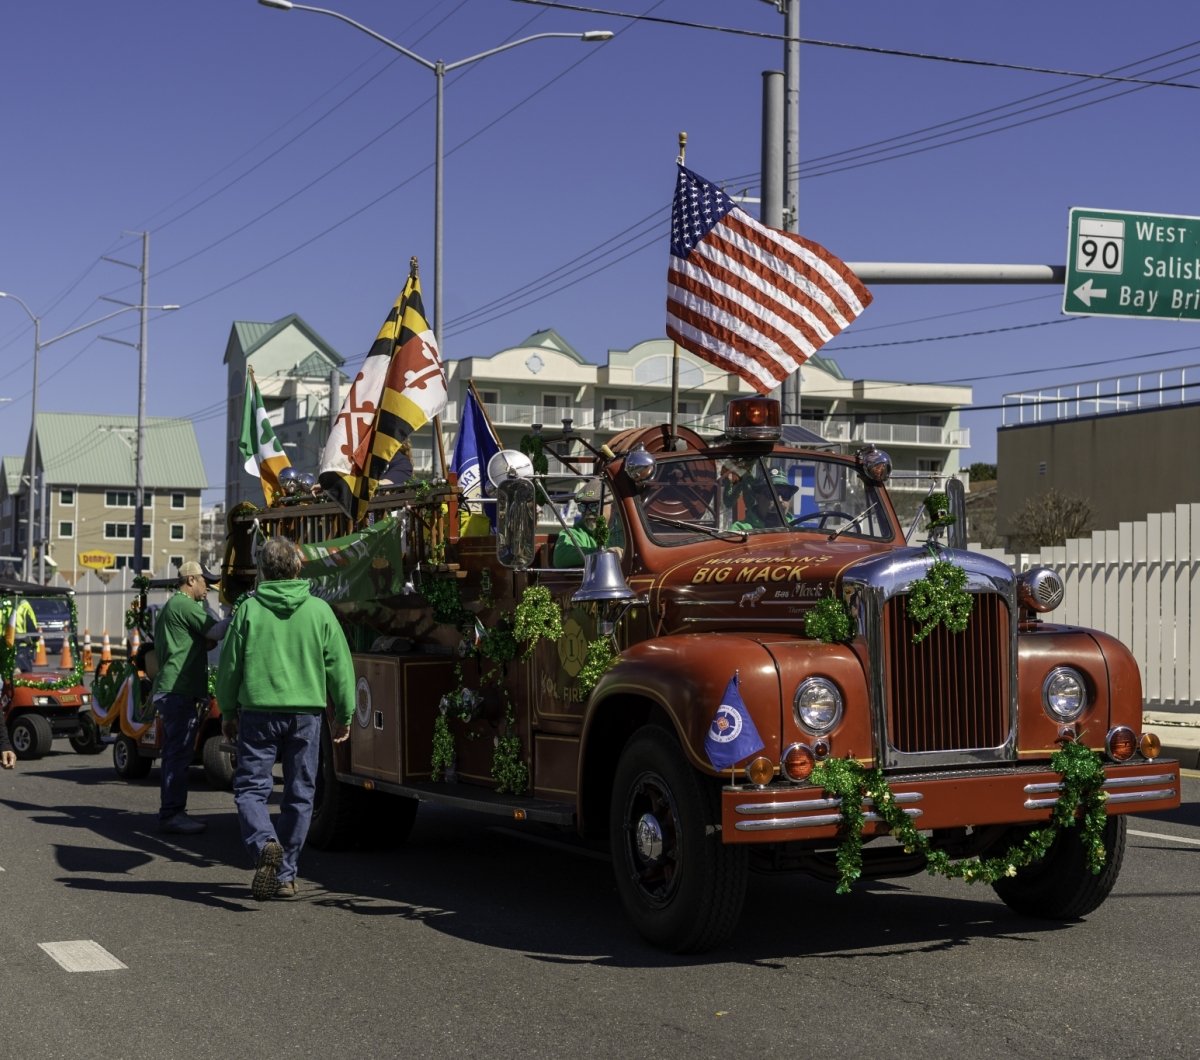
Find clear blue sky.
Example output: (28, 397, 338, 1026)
(3, 0, 1199, 504)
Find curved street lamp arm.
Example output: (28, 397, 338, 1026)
(444, 31, 612, 72)
(39, 304, 179, 350)
(264, 1, 436, 71)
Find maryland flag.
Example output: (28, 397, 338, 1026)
(351, 261, 447, 522)
(239, 371, 292, 505)
(318, 286, 409, 515)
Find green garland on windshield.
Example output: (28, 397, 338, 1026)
(809, 738, 1109, 894)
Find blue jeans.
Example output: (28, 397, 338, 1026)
(233, 711, 322, 885)
(155, 692, 204, 822)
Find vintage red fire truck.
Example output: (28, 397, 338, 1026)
(221, 396, 1181, 952)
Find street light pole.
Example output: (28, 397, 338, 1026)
(256, 1, 612, 388)
(0, 294, 179, 582)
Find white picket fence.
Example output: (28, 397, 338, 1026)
(971, 502, 1200, 711)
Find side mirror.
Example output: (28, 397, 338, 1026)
(496, 477, 538, 570)
(945, 477, 967, 550)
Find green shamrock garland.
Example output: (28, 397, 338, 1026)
(907, 558, 972, 643)
(809, 738, 1109, 894)
(805, 595, 853, 644)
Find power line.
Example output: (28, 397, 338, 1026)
(512, 2, 1200, 89)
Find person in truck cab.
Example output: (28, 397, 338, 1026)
(554, 479, 604, 568)
(730, 467, 798, 531)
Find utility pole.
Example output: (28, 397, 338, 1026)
(101, 231, 152, 574)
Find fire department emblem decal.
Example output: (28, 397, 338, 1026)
(709, 704, 743, 744)
(557, 614, 588, 678)
(355, 676, 372, 728)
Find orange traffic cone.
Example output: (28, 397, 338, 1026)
(96, 630, 113, 677)
(82, 629, 94, 670)
(34, 635, 47, 666)
(59, 638, 73, 669)
(130, 627, 141, 661)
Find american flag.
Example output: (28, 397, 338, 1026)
(666, 164, 872, 394)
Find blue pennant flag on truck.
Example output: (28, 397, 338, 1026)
(704, 672, 765, 770)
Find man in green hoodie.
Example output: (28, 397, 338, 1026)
(216, 536, 355, 901)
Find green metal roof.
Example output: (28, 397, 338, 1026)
(226, 314, 345, 368)
(513, 329, 585, 363)
(2, 456, 22, 495)
(35, 412, 207, 489)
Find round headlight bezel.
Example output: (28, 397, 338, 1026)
(1042, 666, 1088, 722)
(793, 676, 843, 734)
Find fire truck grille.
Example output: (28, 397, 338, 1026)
(883, 593, 1011, 753)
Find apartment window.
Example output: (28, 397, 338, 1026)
(170, 555, 183, 570)
(477, 389, 499, 407)
(105, 491, 152, 509)
(60, 489, 75, 506)
(170, 524, 185, 541)
(171, 492, 185, 509)
(116, 555, 150, 571)
(104, 522, 152, 540)
(59, 521, 74, 539)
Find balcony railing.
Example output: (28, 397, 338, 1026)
(436, 402, 966, 449)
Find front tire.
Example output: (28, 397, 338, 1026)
(609, 727, 747, 953)
(113, 734, 153, 780)
(10, 714, 54, 760)
(992, 814, 1127, 919)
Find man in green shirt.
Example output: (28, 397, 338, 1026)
(216, 536, 355, 901)
(153, 560, 226, 835)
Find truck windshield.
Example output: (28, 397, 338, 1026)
(636, 453, 891, 544)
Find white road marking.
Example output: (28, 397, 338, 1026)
(1129, 829, 1200, 847)
(39, 940, 128, 972)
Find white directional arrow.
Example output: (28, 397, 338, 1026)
(1073, 278, 1109, 307)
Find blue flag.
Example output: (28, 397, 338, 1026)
(704, 673, 765, 770)
(450, 389, 501, 528)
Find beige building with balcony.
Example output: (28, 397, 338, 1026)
(222, 320, 972, 508)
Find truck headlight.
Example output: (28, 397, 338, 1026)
(1042, 667, 1087, 721)
(33, 695, 54, 707)
(794, 677, 843, 734)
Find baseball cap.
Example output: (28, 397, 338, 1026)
(178, 561, 204, 579)
(763, 468, 798, 497)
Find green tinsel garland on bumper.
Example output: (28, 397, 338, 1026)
(809, 738, 1109, 894)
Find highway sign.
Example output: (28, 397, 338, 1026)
(1064, 207, 1200, 321)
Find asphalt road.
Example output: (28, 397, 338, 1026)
(1, 749, 1196, 1060)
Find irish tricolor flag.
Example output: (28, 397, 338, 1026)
(239, 370, 292, 505)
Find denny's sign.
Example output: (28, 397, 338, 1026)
(79, 551, 117, 571)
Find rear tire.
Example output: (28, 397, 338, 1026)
(201, 733, 235, 790)
(609, 727, 747, 953)
(113, 734, 153, 780)
(10, 714, 54, 760)
(992, 815, 1126, 919)
(306, 721, 363, 850)
(70, 713, 105, 755)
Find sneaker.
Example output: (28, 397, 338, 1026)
(251, 839, 284, 900)
(274, 880, 298, 901)
(159, 813, 207, 835)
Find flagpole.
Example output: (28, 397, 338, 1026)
(670, 132, 687, 444)
(467, 378, 502, 444)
